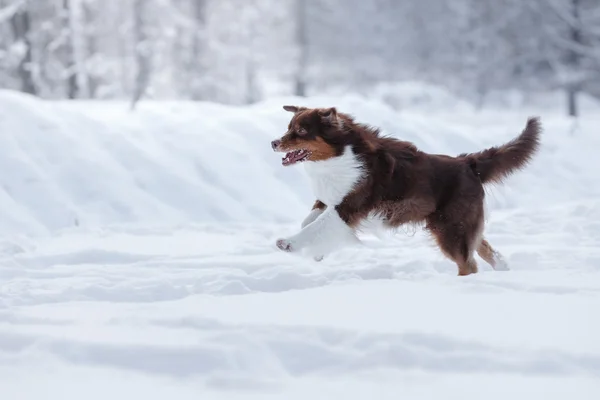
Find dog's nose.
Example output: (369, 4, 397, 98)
(271, 139, 281, 150)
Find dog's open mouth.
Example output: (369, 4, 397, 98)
(282, 149, 311, 166)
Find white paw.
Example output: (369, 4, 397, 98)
(276, 238, 294, 252)
(493, 255, 510, 271)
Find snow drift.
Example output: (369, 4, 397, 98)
(0, 87, 599, 236)
(2, 85, 600, 400)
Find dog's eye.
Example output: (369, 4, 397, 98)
(297, 127, 307, 136)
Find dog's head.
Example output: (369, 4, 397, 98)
(270, 105, 346, 166)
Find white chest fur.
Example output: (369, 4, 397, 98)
(303, 145, 364, 206)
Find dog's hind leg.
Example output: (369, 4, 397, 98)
(428, 226, 479, 276)
(426, 200, 485, 276)
(477, 238, 509, 271)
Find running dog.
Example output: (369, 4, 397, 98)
(270, 105, 541, 276)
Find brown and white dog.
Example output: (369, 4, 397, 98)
(270, 105, 541, 276)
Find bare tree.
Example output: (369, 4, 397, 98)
(190, 0, 207, 100)
(9, 0, 36, 95)
(82, 0, 99, 98)
(530, 0, 600, 116)
(61, 0, 78, 98)
(67, 0, 91, 98)
(131, 0, 152, 110)
(294, 0, 308, 96)
(566, 0, 583, 116)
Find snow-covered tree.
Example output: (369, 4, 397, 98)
(0, 0, 597, 115)
(4, 0, 36, 94)
(528, 0, 600, 116)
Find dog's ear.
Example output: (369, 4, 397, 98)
(283, 105, 306, 113)
(318, 107, 338, 125)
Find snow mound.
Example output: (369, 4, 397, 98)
(0, 88, 599, 236)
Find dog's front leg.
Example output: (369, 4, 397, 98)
(301, 200, 326, 228)
(300, 208, 326, 261)
(299, 201, 327, 260)
(301, 208, 324, 229)
(276, 207, 360, 258)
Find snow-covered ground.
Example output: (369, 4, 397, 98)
(1, 86, 599, 399)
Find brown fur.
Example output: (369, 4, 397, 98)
(312, 200, 326, 210)
(476, 239, 505, 269)
(271, 106, 542, 276)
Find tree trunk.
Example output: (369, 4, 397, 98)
(131, 0, 152, 110)
(566, 0, 581, 117)
(567, 88, 578, 117)
(245, 60, 258, 104)
(68, 0, 90, 98)
(10, 4, 36, 95)
(190, 0, 207, 101)
(83, 0, 98, 98)
(62, 0, 78, 99)
(294, 0, 308, 97)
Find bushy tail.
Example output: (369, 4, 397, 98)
(462, 117, 542, 185)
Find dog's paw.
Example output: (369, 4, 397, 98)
(276, 238, 294, 252)
(493, 255, 510, 271)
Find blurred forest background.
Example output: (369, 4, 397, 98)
(1, 0, 599, 115)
